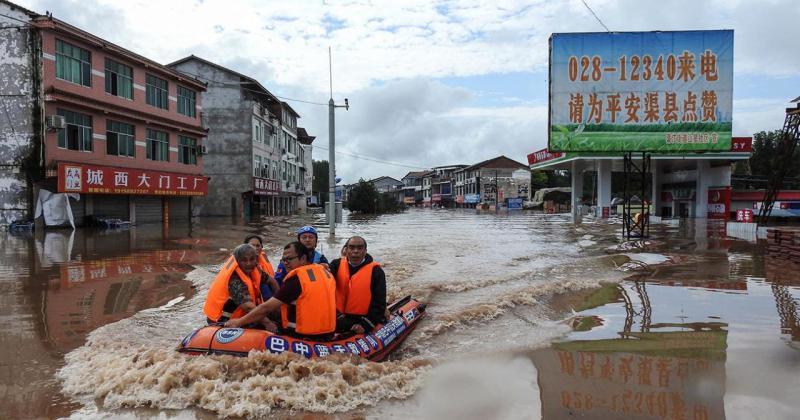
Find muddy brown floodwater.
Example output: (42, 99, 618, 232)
(1, 210, 798, 419)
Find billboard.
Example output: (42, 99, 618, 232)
(58, 162, 207, 196)
(549, 30, 733, 152)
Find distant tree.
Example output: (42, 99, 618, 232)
(749, 130, 800, 178)
(312, 160, 329, 205)
(346, 179, 404, 214)
(530, 170, 549, 191)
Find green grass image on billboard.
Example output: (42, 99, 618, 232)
(550, 122, 732, 152)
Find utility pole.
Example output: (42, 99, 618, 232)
(327, 47, 348, 236)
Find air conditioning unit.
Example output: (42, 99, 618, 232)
(198, 145, 208, 155)
(46, 115, 66, 129)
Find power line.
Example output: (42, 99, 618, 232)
(175, 70, 329, 106)
(580, 0, 611, 32)
(313, 145, 426, 170)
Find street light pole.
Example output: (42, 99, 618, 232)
(328, 97, 336, 235)
(327, 47, 348, 237)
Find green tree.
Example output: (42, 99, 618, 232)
(346, 179, 379, 213)
(748, 130, 800, 178)
(312, 160, 329, 205)
(531, 170, 549, 191)
(346, 179, 404, 214)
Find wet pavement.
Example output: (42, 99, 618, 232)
(0, 210, 798, 419)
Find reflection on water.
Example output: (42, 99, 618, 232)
(0, 223, 209, 418)
(533, 221, 800, 420)
(2, 211, 800, 418)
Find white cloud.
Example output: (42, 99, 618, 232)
(17, 0, 800, 182)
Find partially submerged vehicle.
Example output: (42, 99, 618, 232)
(178, 296, 425, 362)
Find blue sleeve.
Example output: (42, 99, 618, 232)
(274, 262, 286, 286)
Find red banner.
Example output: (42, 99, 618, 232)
(58, 162, 207, 196)
(254, 177, 280, 196)
(707, 187, 731, 220)
(528, 149, 564, 165)
(731, 137, 752, 152)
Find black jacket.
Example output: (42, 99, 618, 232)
(329, 254, 387, 330)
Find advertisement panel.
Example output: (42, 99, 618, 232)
(58, 162, 207, 196)
(707, 187, 731, 220)
(507, 197, 524, 210)
(253, 177, 280, 196)
(549, 30, 733, 152)
(528, 148, 564, 165)
(464, 194, 480, 204)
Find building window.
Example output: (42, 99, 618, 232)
(57, 109, 92, 151)
(271, 160, 277, 180)
(178, 135, 197, 165)
(282, 161, 287, 181)
(146, 128, 169, 161)
(146, 74, 169, 110)
(253, 120, 260, 143)
(106, 120, 135, 157)
(177, 86, 196, 117)
(55, 40, 91, 87)
(254, 155, 262, 177)
(105, 58, 133, 99)
(262, 160, 269, 178)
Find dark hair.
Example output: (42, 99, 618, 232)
(345, 236, 367, 250)
(284, 241, 311, 261)
(244, 234, 263, 247)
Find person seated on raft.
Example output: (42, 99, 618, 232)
(204, 243, 273, 326)
(273, 225, 328, 286)
(329, 236, 387, 335)
(242, 234, 281, 299)
(225, 242, 337, 341)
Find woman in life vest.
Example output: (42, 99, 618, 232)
(225, 242, 336, 340)
(328, 236, 387, 334)
(242, 234, 280, 299)
(273, 225, 329, 285)
(204, 244, 266, 324)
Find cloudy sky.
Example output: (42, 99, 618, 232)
(18, 0, 800, 182)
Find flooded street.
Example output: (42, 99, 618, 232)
(1, 209, 799, 419)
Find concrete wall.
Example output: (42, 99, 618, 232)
(171, 60, 251, 216)
(0, 4, 37, 226)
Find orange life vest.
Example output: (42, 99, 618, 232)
(280, 263, 337, 335)
(335, 257, 380, 316)
(203, 256, 263, 322)
(258, 253, 275, 277)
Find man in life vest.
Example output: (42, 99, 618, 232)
(204, 244, 267, 325)
(225, 242, 337, 340)
(274, 225, 329, 286)
(243, 234, 280, 299)
(328, 236, 387, 334)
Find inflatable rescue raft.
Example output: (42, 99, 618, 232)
(178, 296, 425, 361)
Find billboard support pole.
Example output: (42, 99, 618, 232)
(758, 103, 800, 224)
(622, 152, 651, 240)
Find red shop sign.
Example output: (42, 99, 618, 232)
(528, 148, 564, 165)
(58, 162, 207, 196)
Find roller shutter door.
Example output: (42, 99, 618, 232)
(69, 196, 85, 225)
(168, 197, 190, 220)
(93, 195, 130, 220)
(134, 197, 163, 224)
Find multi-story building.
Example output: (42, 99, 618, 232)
(0, 1, 38, 226)
(32, 13, 208, 225)
(401, 170, 428, 205)
(297, 128, 315, 211)
(369, 176, 404, 203)
(430, 164, 466, 207)
(455, 156, 529, 208)
(420, 170, 436, 206)
(169, 56, 312, 216)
